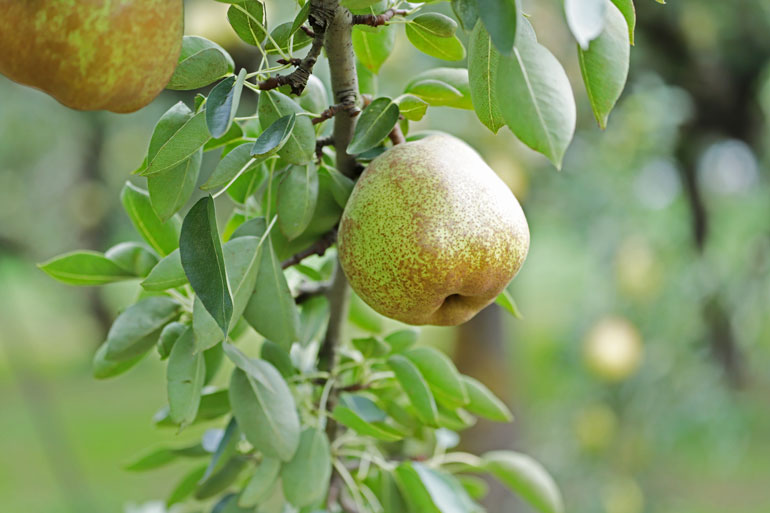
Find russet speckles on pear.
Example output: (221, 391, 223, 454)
(338, 134, 530, 326)
(0, 0, 183, 113)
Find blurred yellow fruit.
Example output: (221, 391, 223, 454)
(602, 476, 645, 513)
(574, 403, 618, 452)
(583, 317, 643, 382)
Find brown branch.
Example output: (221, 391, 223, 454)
(276, 57, 302, 66)
(300, 25, 316, 38)
(316, 135, 334, 161)
(312, 103, 360, 125)
(388, 122, 405, 145)
(294, 282, 332, 304)
(257, 2, 336, 95)
(352, 8, 408, 27)
(281, 229, 337, 269)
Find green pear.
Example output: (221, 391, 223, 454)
(338, 134, 530, 326)
(0, 0, 183, 113)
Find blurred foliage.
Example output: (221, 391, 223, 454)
(1, 0, 769, 512)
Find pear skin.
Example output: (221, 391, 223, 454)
(0, 0, 183, 113)
(338, 134, 530, 326)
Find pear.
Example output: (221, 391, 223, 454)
(0, 1, 183, 113)
(338, 134, 530, 326)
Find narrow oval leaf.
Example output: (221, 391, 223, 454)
(202, 143, 258, 191)
(497, 20, 576, 168)
(281, 428, 332, 507)
(352, 24, 396, 73)
(387, 355, 439, 427)
(251, 114, 296, 157)
(452, 0, 480, 31)
(611, 0, 636, 44)
(167, 36, 235, 90)
(205, 122, 245, 152)
(495, 284, 523, 319)
(229, 366, 301, 461)
(320, 165, 355, 208)
(396, 94, 429, 121)
(180, 196, 233, 335)
(227, 2, 267, 47)
(193, 296, 225, 353)
(578, 2, 630, 129)
(278, 163, 319, 240)
(239, 457, 281, 507)
(405, 68, 473, 109)
(105, 296, 180, 360)
(202, 417, 240, 481)
(157, 321, 188, 360)
(125, 443, 206, 472)
(332, 406, 405, 441)
(206, 76, 237, 138)
(258, 90, 315, 164)
(141, 249, 186, 291)
(260, 340, 296, 378)
(468, 22, 506, 133)
(405, 23, 466, 61)
(92, 342, 145, 379)
(397, 462, 481, 513)
(477, 0, 517, 54)
(348, 97, 400, 154)
(167, 464, 208, 507)
(404, 347, 469, 407)
(242, 237, 299, 347)
(148, 149, 202, 221)
(410, 13, 458, 38)
(195, 456, 248, 500)
(38, 251, 134, 286)
(483, 451, 564, 513)
(384, 329, 419, 353)
(462, 375, 513, 422)
(121, 182, 181, 256)
(141, 110, 211, 176)
(167, 327, 206, 427)
(565, 0, 607, 49)
(266, 21, 312, 54)
(104, 242, 158, 277)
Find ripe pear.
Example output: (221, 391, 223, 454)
(338, 134, 530, 326)
(0, 1, 183, 113)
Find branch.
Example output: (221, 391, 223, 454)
(257, 1, 336, 95)
(388, 122, 405, 146)
(281, 229, 337, 269)
(312, 103, 361, 125)
(316, 135, 334, 161)
(352, 8, 408, 27)
(294, 282, 332, 304)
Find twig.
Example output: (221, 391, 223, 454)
(316, 135, 334, 161)
(352, 8, 408, 27)
(294, 282, 333, 304)
(312, 103, 361, 125)
(281, 229, 337, 269)
(300, 25, 316, 38)
(388, 122, 406, 145)
(257, 2, 336, 95)
(276, 57, 302, 66)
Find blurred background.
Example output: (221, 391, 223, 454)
(1, 0, 769, 512)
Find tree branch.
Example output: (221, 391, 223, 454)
(388, 122, 405, 146)
(352, 8, 408, 27)
(312, 102, 360, 125)
(281, 229, 337, 269)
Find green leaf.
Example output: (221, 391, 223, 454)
(243, 236, 299, 347)
(193, 296, 225, 352)
(396, 462, 482, 513)
(565, 0, 607, 49)
(298, 74, 329, 114)
(204, 122, 244, 152)
(228, 365, 300, 461)
(92, 342, 145, 379)
(202, 143, 259, 191)
(497, 19, 576, 168)
(495, 283, 522, 319)
(141, 109, 210, 177)
(319, 165, 354, 208)
(167, 36, 235, 90)
(352, 24, 396, 73)
(611, 0, 636, 44)
(167, 464, 207, 507)
(348, 97, 400, 154)
(477, 0, 517, 54)
(395, 94, 429, 121)
(266, 21, 312, 54)
(410, 13, 458, 38)
(281, 428, 332, 507)
(227, 1, 267, 46)
(405, 21, 466, 61)
(483, 451, 564, 513)
(461, 375, 513, 422)
(387, 355, 439, 427)
(468, 22, 506, 133)
(298, 295, 329, 346)
(141, 249, 186, 291)
(157, 321, 187, 359)
(405, 68, 472, 109)
(203, 342, 225, 384)
(451, 0, 479, 31)
(104, 296, 180, 360)
(260, 340, 296, 378)
(156, 388, 231, 427)
(278, 163, 319, 240)
(227, 163, 266, 204)
(332, 405, 405, 441)
(352, 336, 390, 358)
(121, 182, 181, 256)
(104, 242, 158, 277)
(203, 417, 240, 481)
(180, 196, 233, 335)
(251, 114, 296, 157)
(38, 251, 134, 286)
(167, 327, 206, 427)
(404, 347, 469, 408)
(291, 2, 310, 35)
(147, 148, 202, 222)
(384, 329, 418, 353)
(239, 457, 281, 507)
(578, 1, 630, 129)
(195, 456, 248, 500)
(258, 90, 315, 164)
(206, 69, 247, 138)
(125, 443, 206, 472)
